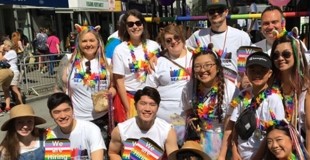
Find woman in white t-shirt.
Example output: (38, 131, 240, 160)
(1, 40, 23, 107)
(113, 9, 161, 122)
(181, 44, 239, 159)
(146, 24, 192, 145)
(270, 33, 310, 154)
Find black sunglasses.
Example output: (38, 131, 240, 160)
(85, 61, 91, 74)
(176, 151, 203, 160)
(208, 7, 226, 15)
(273, 51, 292, 60)
(126, 21, 142, 28)
(165, 35, 181, 45)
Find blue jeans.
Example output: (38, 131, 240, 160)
(49, 54, 58, 75)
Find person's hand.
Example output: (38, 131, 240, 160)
(148, 56, 158, 73)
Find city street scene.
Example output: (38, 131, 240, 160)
(0, 0, 309, 159)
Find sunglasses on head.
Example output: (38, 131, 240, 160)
(165, 35, 181, 45)
(273, 50, 292, 60)
(208, 7, 226, 15)
(85, 61, 91, 74)
(126, 21, 142, 28)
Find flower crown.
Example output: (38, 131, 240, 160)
(189, 36, 219, 58)
(74, 21, 101, 33)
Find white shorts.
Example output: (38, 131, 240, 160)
(10, 71, 20, 86)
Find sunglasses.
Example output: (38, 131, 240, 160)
(176, 151, 203, 160)
(208, 7, 226, 15)
(126, 21, 142, 28)
(165, 35, 181, 45)
(273, 51, 292, 60)
(85, 61, 91, 74)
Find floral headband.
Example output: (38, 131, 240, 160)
(74, 21, 101, 33)
(189, 36, 219, 58)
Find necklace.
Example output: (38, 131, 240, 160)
(73, 53, 107, 88)
(196, 83, 219, 130)
(128, 41, 159, 82)
(209, 28, 228, 57)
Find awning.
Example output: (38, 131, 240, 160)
(0, 0, 68, 8)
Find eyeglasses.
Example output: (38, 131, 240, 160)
(176, 151, 203, 160)
(273, 51, 292, 60)
(126, 21, 142, 28)
(194, 63, 216, 72)
(85, 61, 91, 74)
(208, 7, 226, 15)
(165, 35, 181, 45)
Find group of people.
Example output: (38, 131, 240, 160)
(0, 0, 310, 159)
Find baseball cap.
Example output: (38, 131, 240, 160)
(207, 0, 228, 10)
(246, 52, 272, 69)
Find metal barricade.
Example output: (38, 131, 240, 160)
(20, 52, 68, 96)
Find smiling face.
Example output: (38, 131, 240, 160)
(15, 116, 35, 137)
(126, 15, 144, 41)
(164, 33, 184, 58)
(246, 65, 272, 88)
(135, 95, 158, 125)
(206, 7, 228, 28)
(50, 103, 75, 133)
(267, 129, 293, 159)
(79, 32, 99, 60)
(261, 10, 283, 41)
(193, 54, 218, 87)
(273, 42, 294, 72)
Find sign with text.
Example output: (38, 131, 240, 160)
(45, 138, 71, 160)
(69, 0, 121, 11)
(0, 0, 68, 7)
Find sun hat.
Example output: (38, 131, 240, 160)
(168, 141, 211, 160)
(1, 104, 46, 131)
(246, 51, 272, 69)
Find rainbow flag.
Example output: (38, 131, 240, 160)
(130, 137, 164, 160)
(237, 46, 263, 74)
(122, 138, 139, 160)
(45, 138, 71, 160)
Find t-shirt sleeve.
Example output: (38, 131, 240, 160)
(112, 46, 125, 75)
(269, 94, 285, 120)
(145, 70, 159, 88)
(89, 123, 106, 152)
(4, 51, 16, 61)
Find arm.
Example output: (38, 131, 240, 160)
(18, 41, 24, 52)
(251, 138, 267, 160)
(305, 89, 310, 153)
(108, 127, 123, 160)
(91, 149, 104, 160)
(218, 117, 234, 160)
(231, 128, 242, 160)
(114, 74, 129, 115)
(165, 128, 179, 156)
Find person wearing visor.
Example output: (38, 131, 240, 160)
(186, 0, 251, 85)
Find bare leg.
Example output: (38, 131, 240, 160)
(11, 85, 23, 105)
(3, 87, 10, 111)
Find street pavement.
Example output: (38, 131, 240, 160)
(0, 96, 56, 141)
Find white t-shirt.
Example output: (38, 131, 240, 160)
(181, 79, 239, 130)
(230, 88, 285, 160)
(186, 26, 251, 74)
(112, 40, 161, 91)
(118, 117, 171, 150)
(146, 50, 192, 122)
(68, 57, 110, 121)
(52, 119, 106, 159)
(298, 89, 307, 133)
(4, 49, 19, 73)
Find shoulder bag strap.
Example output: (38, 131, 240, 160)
(161, 54, 191, 75)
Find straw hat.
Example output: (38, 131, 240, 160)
(1, 104, 46, 131)
(168, 141, 211, 160)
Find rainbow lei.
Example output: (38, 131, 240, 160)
(283, 94, 294, 123)
(288, 153, 297, 160)
(73, 53, 107, 88)
(196, 84, 218, 130)
(128, 41, 159, 82)
(45, 128, 56, 139)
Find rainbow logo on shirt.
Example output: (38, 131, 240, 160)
(45, 138, 71, 160)
(122, 138, 139, 160)
(130, 137, 164, 160)
(170, 68, 191, 81)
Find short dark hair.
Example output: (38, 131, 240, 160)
(134, 87, 161, 106)
(262, 6, 284, 21)
(47, 92, 72, 112)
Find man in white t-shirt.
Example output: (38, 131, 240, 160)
(47, 92, 106, 160)
(108, 86, 178, 159)
(186, 0, 251, 84)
